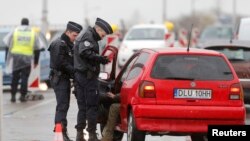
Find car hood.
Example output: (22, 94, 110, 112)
(122, 40, 166, 49)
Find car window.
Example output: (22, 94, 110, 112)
(126, 52, 149, 80)
(206, 46, 250, 61)
(120, 56, 138, 82)
(101, 49, 115, 75)
(151, 55, 233, 80)
(126, 28, 165, 40)
(200, 26, 233, 40)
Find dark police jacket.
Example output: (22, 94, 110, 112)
(74, 27, 103, 77)
(48, 33, 74, 78)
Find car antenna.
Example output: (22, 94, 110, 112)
(187, 24, 193, 52)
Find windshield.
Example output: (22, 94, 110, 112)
(200, 26, 233, 40)
(151, 55, 233, 80)
(206, 47, 250, 61)
(126, 28, 165, 40)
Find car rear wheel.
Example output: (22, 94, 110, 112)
(127, 111, 145, 141)
(190, 134, 207, 141)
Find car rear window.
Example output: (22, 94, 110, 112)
(206, 46, 250, 61)
(126, 28, 165, 40)
(151, 55, 233, 80)
(200, 26, 233, 40)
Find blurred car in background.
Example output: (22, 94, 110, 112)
(117, 24, 169, 68)
(203, 40, 250, 104)
(0, 27, 50, 87)
(197, 25, 233, 48)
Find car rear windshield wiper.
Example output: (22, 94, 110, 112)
(164, 77, 195, 80)
(223, 71, 232, 75)
(228, 58, 245, 61)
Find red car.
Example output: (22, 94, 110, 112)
(99, 46, 246, 141)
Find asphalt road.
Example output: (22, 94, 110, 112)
(1, 89, 250, 141)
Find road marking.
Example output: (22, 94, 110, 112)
(4, 98, 56, 117)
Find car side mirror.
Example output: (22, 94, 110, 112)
(99, 72, 109, 80)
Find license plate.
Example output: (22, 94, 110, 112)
(174, 89, 212, 99)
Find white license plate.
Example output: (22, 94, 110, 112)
(174, 89, 212, 99)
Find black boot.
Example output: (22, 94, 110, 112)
(62, 131, 73, 141)
(61, 125, 73, 141)
(10, 93, 16, 103)
(89, 133, 100, 141)
(19, 95, 27, 102)
(76, 130, 86, 141)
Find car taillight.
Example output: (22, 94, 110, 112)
(139, 81, 156, 98)
(229, 83, 243, 100)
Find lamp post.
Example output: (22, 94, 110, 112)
(232, 0, 237, 26)
(162, 0, 167, 22)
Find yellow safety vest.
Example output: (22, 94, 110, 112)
(11, 27, 35, 56)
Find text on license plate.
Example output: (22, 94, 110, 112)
(174, 89, 212, 99)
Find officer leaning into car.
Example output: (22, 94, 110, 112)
(74, 17, 113, 141)
(48, 21, 82, 141)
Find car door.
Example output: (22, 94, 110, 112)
(98, 45, 118, 105)
(114, 52, 140, 131)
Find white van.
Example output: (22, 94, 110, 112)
(238, 17, 250, 40)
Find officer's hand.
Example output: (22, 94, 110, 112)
(100, 56, 110, 64)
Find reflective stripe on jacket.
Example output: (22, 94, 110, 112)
(11, 27, 35, 56)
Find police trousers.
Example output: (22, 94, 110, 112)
(74, 71, 99, 133)
(11, 65, 31, 96)
(53, 76, 71, 128)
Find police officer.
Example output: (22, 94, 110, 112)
(48, 21, 82, 141)
(74, 18, 113, 141)
(3, 18, 41, 103)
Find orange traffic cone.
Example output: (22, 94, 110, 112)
(53, 123, 63, 141)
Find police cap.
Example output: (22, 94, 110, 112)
(67, 21, 83, 33)
(21, 18, 29, 25)
(95, 18, 113, 34)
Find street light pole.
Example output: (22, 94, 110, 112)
(162, 0, 167, 22)
(41, 0, 48, 34)
(191, 0, 195, 18)
(232, 0, 237, 26)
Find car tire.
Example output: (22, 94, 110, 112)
(127, 111, 145, 141)
(190, 134, 207, 141)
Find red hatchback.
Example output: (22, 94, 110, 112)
(99, 46, 246, 141)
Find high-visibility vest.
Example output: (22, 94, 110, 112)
(11, 27, 35, 56)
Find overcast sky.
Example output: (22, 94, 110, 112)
(1, 0, 250, 26)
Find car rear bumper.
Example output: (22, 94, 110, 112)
(133, 105, 246, 133)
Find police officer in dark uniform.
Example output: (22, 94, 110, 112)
(74, 18, 113, 141)
(48, 21, 82, 141)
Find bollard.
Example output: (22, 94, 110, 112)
(0, 67, 3, 141)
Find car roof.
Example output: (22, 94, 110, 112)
(131, 24, 166, 29)
(0, 27, 13, 33)
(141, 47, 222, 56)
(201, 39, 250, 48)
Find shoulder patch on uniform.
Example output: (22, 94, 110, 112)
(84, 41, 91, 46)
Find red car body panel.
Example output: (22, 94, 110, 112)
(116, 48, 246, 134)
